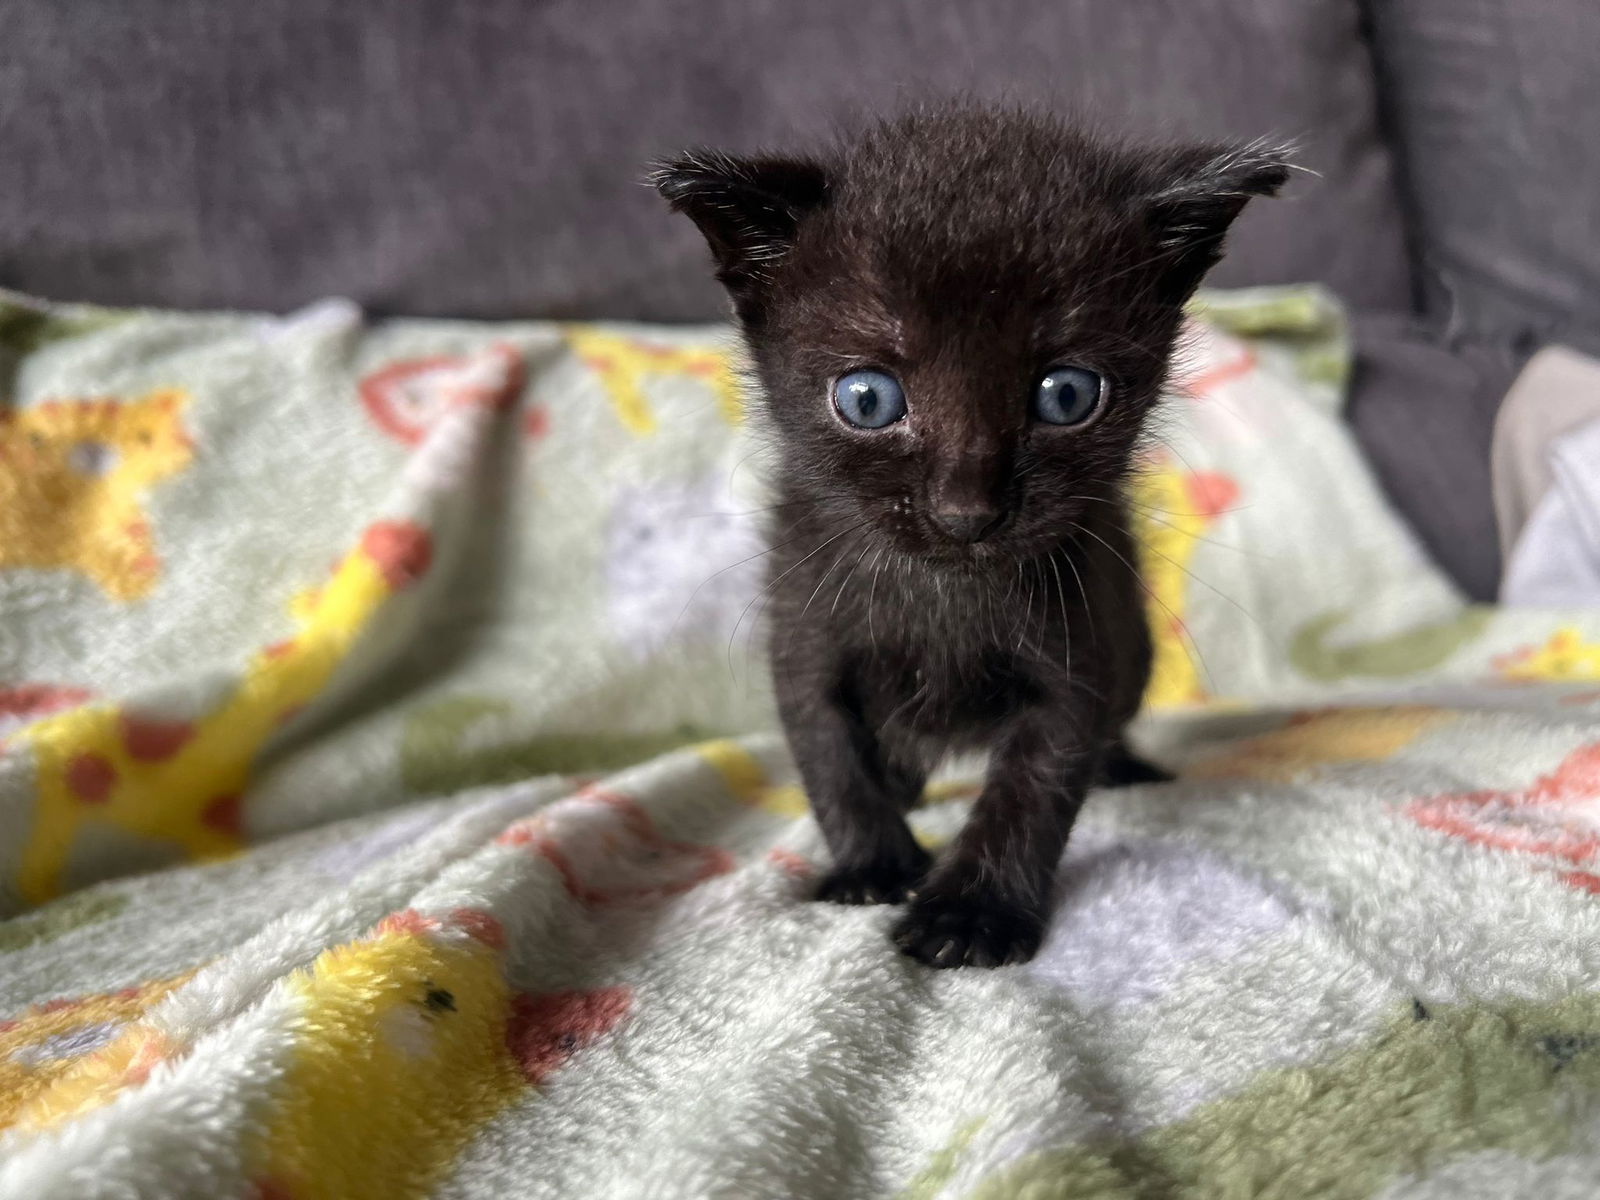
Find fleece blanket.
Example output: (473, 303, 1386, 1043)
(2, 285, 1599, 1199)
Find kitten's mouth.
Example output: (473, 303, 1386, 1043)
(910, 530, 1013, 570)
(870, 505, 1020, 569)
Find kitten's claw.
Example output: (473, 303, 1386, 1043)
(892, 892, 1044, 969)
(815, 857, 928, 905)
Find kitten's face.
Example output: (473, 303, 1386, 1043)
(657, 108, 1286, 567)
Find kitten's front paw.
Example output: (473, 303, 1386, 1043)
(891, 892, 1045, 968)
(815, 854, 929, 906)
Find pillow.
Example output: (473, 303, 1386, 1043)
(0, 0, 1410, 319)
(1367, 0, 1600, 355)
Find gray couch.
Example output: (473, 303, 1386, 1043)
(3, 0, 1596, 599)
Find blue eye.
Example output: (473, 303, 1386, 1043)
(1033, 366, 1103, 426)
(833, 370, 907, 429)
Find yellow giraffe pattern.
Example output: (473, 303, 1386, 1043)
(245, 911, 526, 1200)
(2, 913, 517, 1173)
(0, 389, 194, 601)
(1189, 707, 1452, 783)
(564, 326, 742, 434)
(14, 519, 431, 904)
(1131, 462, 1235, 709)
(0, 970, 195, 1132)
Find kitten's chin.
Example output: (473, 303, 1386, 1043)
(909, 540, 1013, 575)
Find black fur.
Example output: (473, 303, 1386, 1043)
(655, 105, 1285, 968)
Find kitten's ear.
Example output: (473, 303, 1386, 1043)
(1143, 142, 1292, 300)
(651, 150, 830, 301)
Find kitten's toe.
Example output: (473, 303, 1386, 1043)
(891, 893, 1045, 968)
(815, 856, 928, 905)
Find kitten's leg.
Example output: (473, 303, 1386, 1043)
(892, 717, 1090, 967)
(1098, 740, 1173, 787)
(781, 694, 932, 905)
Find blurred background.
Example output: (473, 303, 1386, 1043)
(2, 0, 1596, 599)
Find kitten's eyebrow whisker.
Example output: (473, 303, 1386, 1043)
(1053, 324, 1166, 365)
(1087, 239, 1201, 292)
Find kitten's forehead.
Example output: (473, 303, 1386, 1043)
(793, 110, 1157, 339)
(793, 222, 1118, 364)
(834, 111, 1142, 252)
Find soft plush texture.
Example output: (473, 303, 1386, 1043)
(2, 287, 1599, 1198)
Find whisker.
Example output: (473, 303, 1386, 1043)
(1057, 545, 1097, 648)
(726, 516, 867, 680)
(1070, 519, 1220, 694)
(867, 547, 889, 654)
(670, 523, 816, 648)
(1046, 551, 1072, 665)
(1067, 492, 1262, 556)
(832, 539, 877, 619)
(1135, 535, 1262, 634)
(785, 529, 872, 656)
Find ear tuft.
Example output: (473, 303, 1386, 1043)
(650, 150, 829, 294)
(1145, 140, 1294, 299)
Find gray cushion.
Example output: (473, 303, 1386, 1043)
(0, 0, 1409, 320)
(1346, 313, 1527, 601)
(1368, 0, 1600, 354)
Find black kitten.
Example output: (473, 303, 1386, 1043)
(655, 105, 1286, 968)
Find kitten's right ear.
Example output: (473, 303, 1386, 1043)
(651, 150, 829, 301)
(1143, 141, 1292, 302)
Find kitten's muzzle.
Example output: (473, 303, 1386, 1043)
(929, 503, 1005, 544)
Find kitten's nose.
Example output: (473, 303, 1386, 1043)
(931, 504, 1003, 544)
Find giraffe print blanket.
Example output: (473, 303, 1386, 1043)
(1, 286, 1598, 1198)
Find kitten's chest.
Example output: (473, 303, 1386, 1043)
(857, 637, 1039, 745)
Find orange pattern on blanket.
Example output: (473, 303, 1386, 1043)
(12, 518, 434, 904)
(0, 389, 194, 600)
(0, 685, 93, 750)
(1180, 343, 1259, 397)
(564, 326, 742, 434)
(1133, 462, 1239, 709)
(0, 971, 194, 1132)
(1495, 629, 1600, 683)
(497, 786, 733, 905)
(359, 344, 524, 445)
(1406, 741, 1600, 894)
(1191, 707, 1452, 783)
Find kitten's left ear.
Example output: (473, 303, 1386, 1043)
(651, 150, 830, 309)
(1143, 142, 1292, 300)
